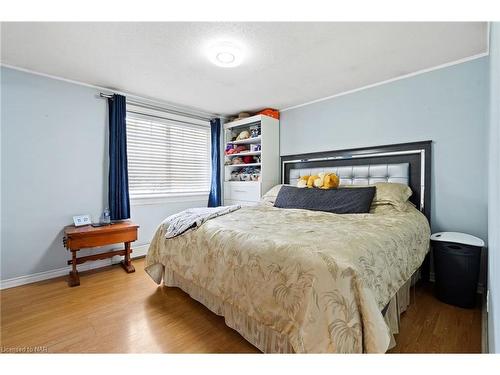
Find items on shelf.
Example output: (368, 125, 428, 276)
(250, 144, 261, 152)
(230, 166, 261, 181)
(227, 112, 250, 122)
(225, 144, 248, 155)
(242, 155, 253, 164)
(237, 112, 250, 119)
(228, 126, 261, 142)
(227, 109, 280, 122)
(249, 124, 261, 138)
(224, 155, 260, 165)
(257, 108, 279, 119)
(235, 130, 250, 141)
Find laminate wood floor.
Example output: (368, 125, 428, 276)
(0, 258, 482, 353)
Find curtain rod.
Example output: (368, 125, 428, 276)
(99, 92, 216, 122)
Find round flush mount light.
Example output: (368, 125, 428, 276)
(207, 41, 244, 68)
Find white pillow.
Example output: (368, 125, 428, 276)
(261, 184, 288, 206)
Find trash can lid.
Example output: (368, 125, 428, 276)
(430, 232, 485, 247)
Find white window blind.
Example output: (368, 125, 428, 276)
(126, 108, 211, 199)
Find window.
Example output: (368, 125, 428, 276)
(126, 105, 211, 200)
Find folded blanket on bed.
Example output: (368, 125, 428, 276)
(162, 205, 241, 238)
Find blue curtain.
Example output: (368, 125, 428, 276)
(208, 118, 222, 207)
(108, 94, 130, 220)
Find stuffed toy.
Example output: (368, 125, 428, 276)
(230, 171, 240, 181)
(297, 173, 339, 189)
(235, 145, 248, 153)
(313, 174, 324, 188)
(297, 175, 309, 188)
(226, 145, 248, 156)
(236, 130, 250, 141)
(232, 157, 244, 165)
(307, 175, 318, 188)
(242, 155, 254, 164)
(296, 175, 318, 188)
(314, 172, 340, 189)
(230, 166, 261, 182)
(241, 166, 257, 174)
(322, 172, 340, 189)
(249, 125, 261, 138)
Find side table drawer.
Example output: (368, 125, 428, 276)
(65, 229, 137, 249)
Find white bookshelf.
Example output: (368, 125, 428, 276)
(223, 114, 279, 206)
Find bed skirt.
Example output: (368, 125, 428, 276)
(384, 274, 415, 350)
(149, 263, 415, 353)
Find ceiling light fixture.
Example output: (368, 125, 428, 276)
(207, 41, 244, 68)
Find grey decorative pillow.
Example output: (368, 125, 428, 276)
(274, 185, 376, 214)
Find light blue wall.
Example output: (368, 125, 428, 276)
(0, 67, 208, 281)
(281, 57, 490, 241)
(488, 22, 500, 354)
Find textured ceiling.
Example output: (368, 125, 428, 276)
(0, 22, 488, 115)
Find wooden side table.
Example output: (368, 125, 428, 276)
(63, 221, 139, 287)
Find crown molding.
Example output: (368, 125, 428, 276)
(281, 22, 490, 112)
(280, 51, 489, 112)
(0, 63, 224, 119)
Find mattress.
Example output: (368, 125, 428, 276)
(145, 203, 430, 353)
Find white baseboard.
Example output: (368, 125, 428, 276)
(0, 244, 150, 290)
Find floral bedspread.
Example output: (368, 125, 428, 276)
(145, 203, 430, 353)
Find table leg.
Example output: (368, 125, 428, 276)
(68, 249, 80, 287)
(120, 241, 135, 273)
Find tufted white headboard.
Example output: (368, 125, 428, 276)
(288, 163, 409, 187)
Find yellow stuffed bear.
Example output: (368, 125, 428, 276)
(307, 175, 318, 188)
(297, 172, 339, 189)
(297, 176, 307, 188)
(321, 172, 340, 189)
(297, 175, 317, 188)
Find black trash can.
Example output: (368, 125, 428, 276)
(431, 232, 484, 308)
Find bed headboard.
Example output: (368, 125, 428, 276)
(281, 141, 432, 221)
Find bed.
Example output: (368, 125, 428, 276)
(145, 141, 432, 353)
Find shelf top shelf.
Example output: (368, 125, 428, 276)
(224, 114, 264, 129)
(225, 163, 261, 168)
(227, 136, 261, 145)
